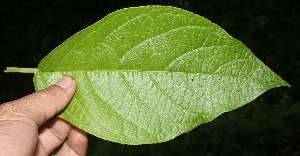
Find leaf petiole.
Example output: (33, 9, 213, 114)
(4, 67, 38, 73)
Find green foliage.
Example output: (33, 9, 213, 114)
(33, 6, 289, 144)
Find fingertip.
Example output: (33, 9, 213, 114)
(55, 127, 88, 156)
(68, 127, 88, 155)
(55, 76, 75, 90)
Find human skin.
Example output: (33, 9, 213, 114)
(0, 76, 88, 156)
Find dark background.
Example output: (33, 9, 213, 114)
(1, 0, 299, 155)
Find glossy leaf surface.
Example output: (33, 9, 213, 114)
(34, 6, 290, 144)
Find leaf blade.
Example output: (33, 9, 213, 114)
(34, 6, 290, 144)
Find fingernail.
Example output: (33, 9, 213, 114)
(55, 76, 74, 90)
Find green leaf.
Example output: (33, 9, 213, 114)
(33, 6, 290, 144)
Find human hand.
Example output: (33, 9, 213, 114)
(0, 76, 88, 156)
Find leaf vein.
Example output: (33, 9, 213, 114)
(148, 73, 199, 117)
(120, 26, 208, 63)
(119, 72, 163, 135)
(164, 45, 224, 70)
(83, 74, 130, 139)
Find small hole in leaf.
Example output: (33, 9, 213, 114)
(200, 85, 202, 87)
(133, 39, 135, 41)
(191, 79, 194, 81)
(122, 37, 125, 40)
(237, 90, 240, 92)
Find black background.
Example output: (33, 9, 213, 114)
(1, 0, 299, 155)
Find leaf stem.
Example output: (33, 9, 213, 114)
(4, 67, 38, 74)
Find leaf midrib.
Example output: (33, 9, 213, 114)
(38, 69, 271, 80)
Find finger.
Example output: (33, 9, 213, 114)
(55, 127, 88, 156)
(2, 76, 76, 127)
(0, 76, 75, 156)
(36, 117, 73, 155)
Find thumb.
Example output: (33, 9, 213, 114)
(2, 76, 76, 127)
